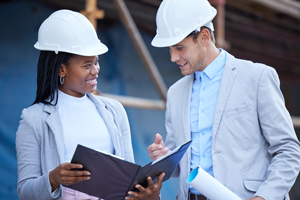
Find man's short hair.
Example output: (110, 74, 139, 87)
(188, 26, 215, 44)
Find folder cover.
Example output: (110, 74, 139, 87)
(65, 140, 192, 200)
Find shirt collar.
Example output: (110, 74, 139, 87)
(195, 49, 226, 81)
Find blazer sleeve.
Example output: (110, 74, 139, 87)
(16, 108, 61, 200)
(255, 67, 300, 199)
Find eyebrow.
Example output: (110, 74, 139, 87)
(82, 57, 99, 64)
(170, 44, 183, 48)
(82, 60, 93, 64)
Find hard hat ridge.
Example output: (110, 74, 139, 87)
(34, 9, 108, 56)
(152, 0, 217, 47)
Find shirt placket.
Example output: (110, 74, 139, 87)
(198, 72, 206, 167)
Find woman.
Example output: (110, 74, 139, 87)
(16, 9, 163, 200)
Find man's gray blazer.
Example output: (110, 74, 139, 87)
(16, 93, 134, 200)
(165, 51, 300, 200)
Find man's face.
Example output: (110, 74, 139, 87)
(169, 31, 207, 76)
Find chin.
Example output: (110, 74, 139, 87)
(181, 70, 192, 76)
(89, 88, 97, 94)
(86, 86, 97, 93)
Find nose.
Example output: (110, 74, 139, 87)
(91, 62, 100, 75)
(170, 50, 179, 63)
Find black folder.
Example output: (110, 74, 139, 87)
(66, 140, 192, 200)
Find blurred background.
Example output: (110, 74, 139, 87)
(0, 0, 300, 199)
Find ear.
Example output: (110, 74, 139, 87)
(58, 63, 67, 77)
(199, 28, 210, 46)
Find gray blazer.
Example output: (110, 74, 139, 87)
(16, 93, 134, 200)
(165, 51, 300, 200)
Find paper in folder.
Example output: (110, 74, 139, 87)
(65, 140, 192, 200)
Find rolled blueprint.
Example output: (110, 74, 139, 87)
(187, 166, 242, 200)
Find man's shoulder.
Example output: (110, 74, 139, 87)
(168, 75, 193, 93)
(227, 52, 272, 72)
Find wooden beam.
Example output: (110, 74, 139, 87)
(250, 0, 300, 19)
(215, 4, 231, 49)
(139, 0, 162, 7)
(101, 93, 166, 110)
(209, 0, 230, 49)
(112, 0, 167, 102)
(81, 0, 105, 29)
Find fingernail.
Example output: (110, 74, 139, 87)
(159, 145, 162, 148)
(87, 172, 91, 175)
(87, 177, 90, 180)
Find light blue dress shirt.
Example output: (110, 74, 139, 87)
(189, 49, 226, 194)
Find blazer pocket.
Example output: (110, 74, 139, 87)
(243, 180, 263, 192)
(225, 103, 252, 116)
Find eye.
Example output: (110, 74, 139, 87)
(177, 46, 183, 50)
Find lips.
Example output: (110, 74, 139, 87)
(86, 77, 97, 85)
(178, 62, 188, 68)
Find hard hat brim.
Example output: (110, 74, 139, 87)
(151, 34, 188, 48)
(34, 41, 108, 56)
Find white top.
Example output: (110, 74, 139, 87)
(57, 90, 114, 162)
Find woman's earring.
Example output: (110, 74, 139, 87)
(60, 75, 64, 85)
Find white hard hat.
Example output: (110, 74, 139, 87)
(34, 9, 108, 56)
(151, 0, 217, 47)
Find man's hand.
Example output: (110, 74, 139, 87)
(49, 162, 90, 191)
(148, 133, 170, 161)
(125, 173, 165, 200)
(247, 196, 265, 200)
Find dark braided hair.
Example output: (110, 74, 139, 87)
(33, 51, 75, 105)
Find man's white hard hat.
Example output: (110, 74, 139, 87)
(34, 9, 108, 56)
(151, 0, 217, 47)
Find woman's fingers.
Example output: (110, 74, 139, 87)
(155, 172, 165, 187)
(51, 162, 91, 187)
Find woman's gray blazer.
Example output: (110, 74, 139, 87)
(16, 93, 134, 200)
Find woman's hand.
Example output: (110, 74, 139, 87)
(125, 173, 165, 200)
(49, 162, 90, 191)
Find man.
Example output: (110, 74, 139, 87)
(147, 0, 300, 199)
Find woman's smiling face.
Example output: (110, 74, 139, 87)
(58, 55, 100, 97)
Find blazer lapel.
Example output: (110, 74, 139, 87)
(88, 94, 123, 158)
(212, 52, 237, 139)
(182, 75, 194, 142)
(44, 104, 65, 163)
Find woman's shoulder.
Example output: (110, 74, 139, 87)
(89, 94, 125, 114)
(23, 103, 45, 114)
(20, 103, 49, 122)
(93, 94, 122, 107)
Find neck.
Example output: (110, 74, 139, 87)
(206, 43, 220, 65)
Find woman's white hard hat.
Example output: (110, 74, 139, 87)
(34, 9, 108, 56)
(151, 0, 217, 47)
